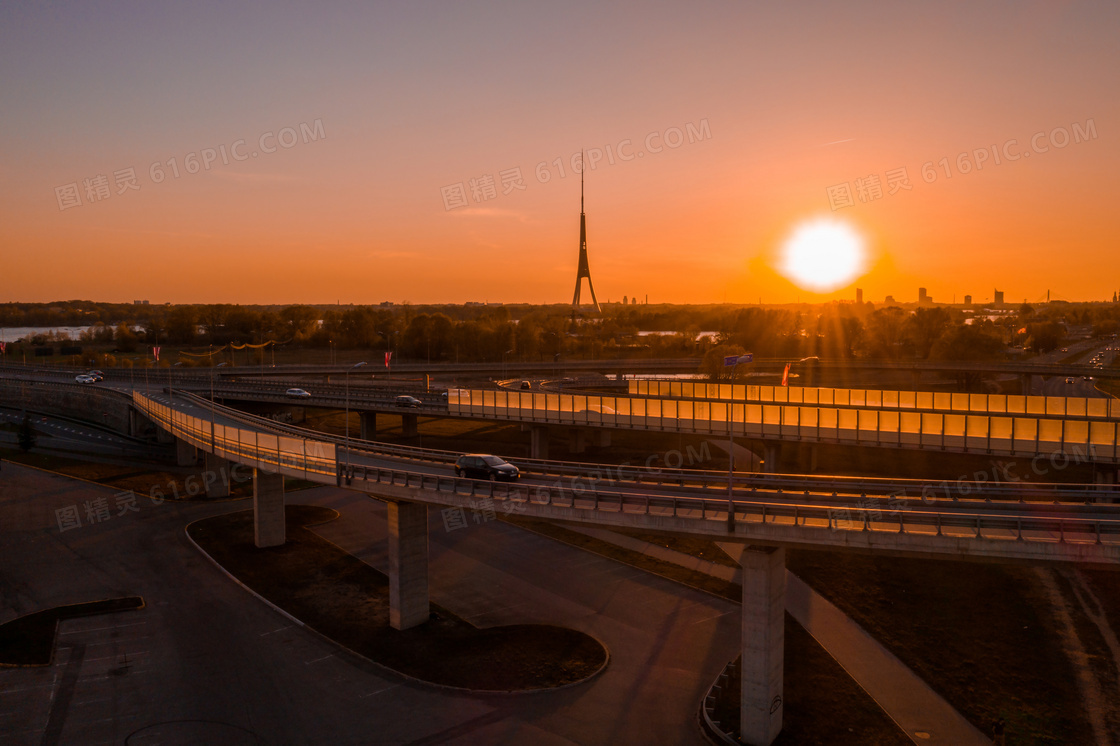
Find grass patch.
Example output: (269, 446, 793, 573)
(787, 550, 1093, 745)
(188, 505, 606, 691)
(0, 597, 144, 666)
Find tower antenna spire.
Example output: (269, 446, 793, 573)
(572, 151, 600, 313)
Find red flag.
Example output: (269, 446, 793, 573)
(152, 346, 160, 361)
(384, 351, 392, 367)
(781, 362, 790, 387)
(0, 342, 6, 355)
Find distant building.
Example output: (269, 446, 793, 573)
(133, 300, 149, 305)
(918, 288, 931, 305)
(885, 295, 896, 304)
(856, 288, 863, 304)
(994, 289, 1005, 305)
(964, 294, 972, 306)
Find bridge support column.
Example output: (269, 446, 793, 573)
(530, 425, 550, 460)
(253, 469, 286, 548)
(202, 452, 231, 498)
(388, 500, 430, 630)
(569, 428, 588, 455)
(401, 413, 419, 438)
(762, 443, 781, 474)
(175, 438, 197, 467)
(128, 408, 146, 438)
(360, 411, 377, 440)
(1020, 374, 1032, 395)
(740, 546, 785, 746)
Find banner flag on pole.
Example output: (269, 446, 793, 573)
(152, 346, 160, 361)
(384, 351, 392, 367)
(781, 362, 791, 386)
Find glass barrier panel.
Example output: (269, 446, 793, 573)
(1006, 395, 1026, 414)
(1065, 420, 1089, 445)
(257, 433, 278, 458)
(631, 398, 646, 417)
(863, 390, 880, 408)
(1045, 397, 1066, 416)
(1025, 396, 1045, 415)
(1037, 418, 1063, 444)
(662, 399, 678, 419)
(818, 388, 835, 406)
(679, 400, 696, 421)
(1091, 421, 1116, 447)
(1013, 418, 1037, 442)
(879, 410, 899, 435)
(694, 400, 709, 422)
(838, 409, 858, 432)
(990, 417, 1013, 439)
(1088, 399, 1109, 418)
(882, 390, 899, 408)
(787, 388, 803, 404)
(943, 414, 965, 437)
(744, 404, 760, 424)
(932, 392, 951, 411)
(803, 388, 819, 405)
(647, 399, 662, 418)
(772, 387, 789, 404)
(1066, 398, 1087, 417)
(758, 386, 773, 403)
(761, 405, 781, 425)
(921, 412, 943, 437)
(988, 395, 1007, 414)
(819, 408, 838, 430)
(898, 391, 916, 409)
(966, 415, 988, 438)
(857, 409, 878, 434)
(712, 401, 728, 425)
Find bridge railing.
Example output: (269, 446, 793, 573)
(133, 392, 337, 479)
(340, 462, 1120, 549)
(176, 390, 1120, 505)
(449, 388, 1120, 462)
(630, 380, 1120, 419)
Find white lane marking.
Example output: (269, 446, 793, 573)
(59, 620, 146, 635)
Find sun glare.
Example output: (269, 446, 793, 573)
(778, 219, 866, 292)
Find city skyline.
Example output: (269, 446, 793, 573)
(1, 2, 1117, 306)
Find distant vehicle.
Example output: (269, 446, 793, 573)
(394, 395, 422, 408)
(74, 374, 95, 384)
(455, 454, 519, 481)
(440, 391, 448, 401)
(1065, 377, 1075, 384)
(520, 380, 532, 390)
(285, 388, 312, 399)
(86, 371, 104, 382)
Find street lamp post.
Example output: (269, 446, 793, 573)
(724, 352, 753, 531)
(345, 361, 367, 483)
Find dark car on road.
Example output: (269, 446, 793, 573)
(394, 395, 422, 408)
(455, 454, 519, 481)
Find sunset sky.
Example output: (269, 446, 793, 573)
(1, 1, 1117, 306)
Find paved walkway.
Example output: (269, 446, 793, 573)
(567, 526, 991, 746)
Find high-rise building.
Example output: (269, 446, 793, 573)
(918, 287, 930, 305)
(994, 289, 1004, 305)
(964, 294, 972, 306)
(856, 288, 863, 304)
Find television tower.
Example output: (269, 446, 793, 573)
(572, 155, 601, 313)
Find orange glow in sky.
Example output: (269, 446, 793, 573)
(1, 3, 1117, 306)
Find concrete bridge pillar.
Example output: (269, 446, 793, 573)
(128, 408, 147, 438)
(1020, 374, 1033, 396)
(359, 411, 377, 440)
(388, 500, 430, 630)
(762, 443, 781, 474)
(175, 438, 198, 467)
(530, 425, 550, 460)
(202, 452, 231, 498)
(253, 469, 286, 548)
(740, 546, 786, 746)
(569, 428, 588, 455)
(401, 413, 419, 438)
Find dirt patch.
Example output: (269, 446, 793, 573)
(188, 505, 607, 691)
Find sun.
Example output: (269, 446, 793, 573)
(778, 219, 866, 292)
